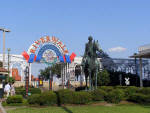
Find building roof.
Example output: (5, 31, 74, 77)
(130, 52, 150, 58)
(130, 44, 150, 58)
(0, 67, 8, 75)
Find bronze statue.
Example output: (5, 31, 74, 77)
(81, 36, 102, 90)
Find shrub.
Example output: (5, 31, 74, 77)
(91, 89, 106, 101)
(57, 89, 73, 104)
(99, 86, 114, 92)
(137, 87, 150, 95)
(128, 93, 150, 104)
(27, 91, 57, 106)
(27, 94, 40, 105)
(29, 88, 41, 95)
(40, 91, 57, 105)
(114, 86, 128, 89)
(124, 86, 139, 99)
(6, 95, 23, 104)
(72, 91, 92, 104)
(16, 87, 41, 97)
(105, 89, 124, 104)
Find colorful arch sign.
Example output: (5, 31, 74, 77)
(22, 36, 76, 65)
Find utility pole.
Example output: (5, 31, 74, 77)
(0, 28, 11, 67)
(7, 48, 11, 77)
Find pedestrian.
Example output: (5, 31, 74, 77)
(10, 82, 15, 96)
(4, 82, 11, 97)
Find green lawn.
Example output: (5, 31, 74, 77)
(6, 105, 150, 113)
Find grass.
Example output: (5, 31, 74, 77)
(6, 104, 150, 113)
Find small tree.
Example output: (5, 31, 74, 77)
(97, 69, 110, 86)
(39, 64, 61, 80)
(6, 77, 15, 84)
(0, 61, 3, 67)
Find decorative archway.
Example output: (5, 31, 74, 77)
(27, 36, 69, 64)
(22, 36, 76, 89)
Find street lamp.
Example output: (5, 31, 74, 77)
(0, 28, 11, 68)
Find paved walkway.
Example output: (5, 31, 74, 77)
(0, 102, 7, 113)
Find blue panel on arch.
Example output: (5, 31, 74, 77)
(65, 55, 71, 63)
(36, 44, 63, 62)
(28, 54, 35, 63)
(59, 56, 64, 62)
(36, 54, 42, 62)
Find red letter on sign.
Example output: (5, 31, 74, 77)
(30, 49, 36, 53)
(34, 40, 40, 45)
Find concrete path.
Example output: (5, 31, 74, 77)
(0, 102, 7, 113)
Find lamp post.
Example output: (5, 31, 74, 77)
(0, 28, 11, 67)
(7, 48, 11, 77)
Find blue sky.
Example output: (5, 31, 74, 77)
(0, 0, 150, 58)
(0, 0, 150, 76)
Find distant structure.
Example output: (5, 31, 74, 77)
(0, 54, 30, 81)
(130, 44, 150, 87)
(0, 54, 102, 83)
(112, 58, 150, 80)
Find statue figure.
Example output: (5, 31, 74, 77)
(81, 36, 102, 90)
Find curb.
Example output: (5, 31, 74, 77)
(0, 102, 6, 113)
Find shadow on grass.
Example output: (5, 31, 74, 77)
(61, 106, 73, 113)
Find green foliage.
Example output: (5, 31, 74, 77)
(0, 61, 3, 67)
(28, 91, 57, 106)
(72, 91, 92, 104)
(6, 95, 23, 104)
(99, 86, 114, 92)
(105, 89, 124, 103)
(137, 87, 150, 95)
(124, 86, 139, 99)
(16, 87, 41, 97)
(27, 94, 40, 105)
(39, 64, 61, 80)
(97, 69, 110, 86)
(40, 91, 57, 105)
(128, 93, 150, 104)
(6, 77, 15, 84)
(57, 89, 73, 104)
(91, 89, 106, 101)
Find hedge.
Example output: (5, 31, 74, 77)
(91, 89, 106, 101)
(6, 95, 23, 104)
(72, 91, 92, 104)
(128, 93, 150, 104)
(105, 89, 124, 103)
(27, 91, 57, 106)
(57, 89, 73, 105)
(16, 87, 41, 97)
(27, 94, 40, 105)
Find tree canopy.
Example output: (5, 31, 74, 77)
(39, 64, 61, 80)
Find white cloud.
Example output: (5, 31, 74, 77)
(108, 46, 127, 52)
